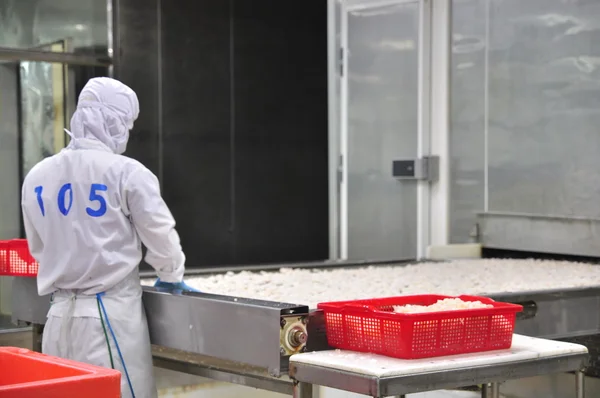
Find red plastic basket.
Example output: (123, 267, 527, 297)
(0, 239, 39, 277)
(0, 347, 121, 398)
(317, 295, 523, 359)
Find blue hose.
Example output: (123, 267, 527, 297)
(96, 292, 136, 398)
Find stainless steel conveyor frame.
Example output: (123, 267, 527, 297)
(141, 288, 595, 398)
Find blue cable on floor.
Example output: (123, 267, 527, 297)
(96, 292, 136, 398)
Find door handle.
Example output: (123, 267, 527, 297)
(392, 156, 439, 182)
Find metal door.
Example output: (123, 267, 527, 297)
(339, 0, 431, 260)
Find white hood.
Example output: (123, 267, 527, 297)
(66, 77, 140, 154)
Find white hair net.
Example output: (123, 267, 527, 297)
(66, 77, 140, 154)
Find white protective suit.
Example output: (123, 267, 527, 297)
(21, 77, 186, 398)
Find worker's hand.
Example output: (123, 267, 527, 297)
(154, 278, 201, 294)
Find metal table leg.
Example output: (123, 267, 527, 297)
(576, 370, 585, 398)
(32, 324, 43, 352)
(490, 382, 500, 398)
(481, 384, 491, 398)
(293, 381, 313, 398)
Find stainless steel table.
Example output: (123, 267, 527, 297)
(289, 335, 589, 398)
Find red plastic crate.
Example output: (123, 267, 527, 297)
(0, 239, 39, 277)
(317, 295, 523, 359)
(0, 347, 121, 398)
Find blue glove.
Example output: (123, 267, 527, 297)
(154, 278, 201, 293)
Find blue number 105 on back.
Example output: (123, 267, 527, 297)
(35, 183, 108, 218)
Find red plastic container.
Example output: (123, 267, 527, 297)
(0, 239, 38, 277)
(0, 347, 121, 398)
(317, 295, 523, 359)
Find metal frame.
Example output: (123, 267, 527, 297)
(157, 0, 165, 185)
(14, 62, 25, 239)
(107, 0, 115, 76)
(416, 0, 432, 258)
(490, 287, 600, 339)
(344, 0, 418, 9)
(337, 0, 433, 260)
(483, 0, 491, 212)
(339, 1, 349, 259)
(477, 211, 600, 258)
(327, 0, 340, 260)
(429, 0, 451, 247)
(152, 345, 294, 395)
(0, 47, 111, 67)
(110, 0, 121, 76)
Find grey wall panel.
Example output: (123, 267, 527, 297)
(450, 0, 600, 255)
(449, 0, 486, 243)
(487, 0, 600, 219)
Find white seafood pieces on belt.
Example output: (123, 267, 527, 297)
(142, 259, 600, 309)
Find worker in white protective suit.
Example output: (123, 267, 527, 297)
(21, 77, 199, 398)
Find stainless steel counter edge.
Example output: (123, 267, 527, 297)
(289, 353, 590, 397)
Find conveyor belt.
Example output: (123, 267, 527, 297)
(10, 259, 600, 384)
(157, 258, 600, 309)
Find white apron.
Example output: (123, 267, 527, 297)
(42, 271, 157, 398)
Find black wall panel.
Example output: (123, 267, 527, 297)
(115, 0, 161, 271)
(117, 0, 328, 268)
(160, 0, 234, 265)
(232, 0, 329, 263)
(115, 0, 160, 177)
